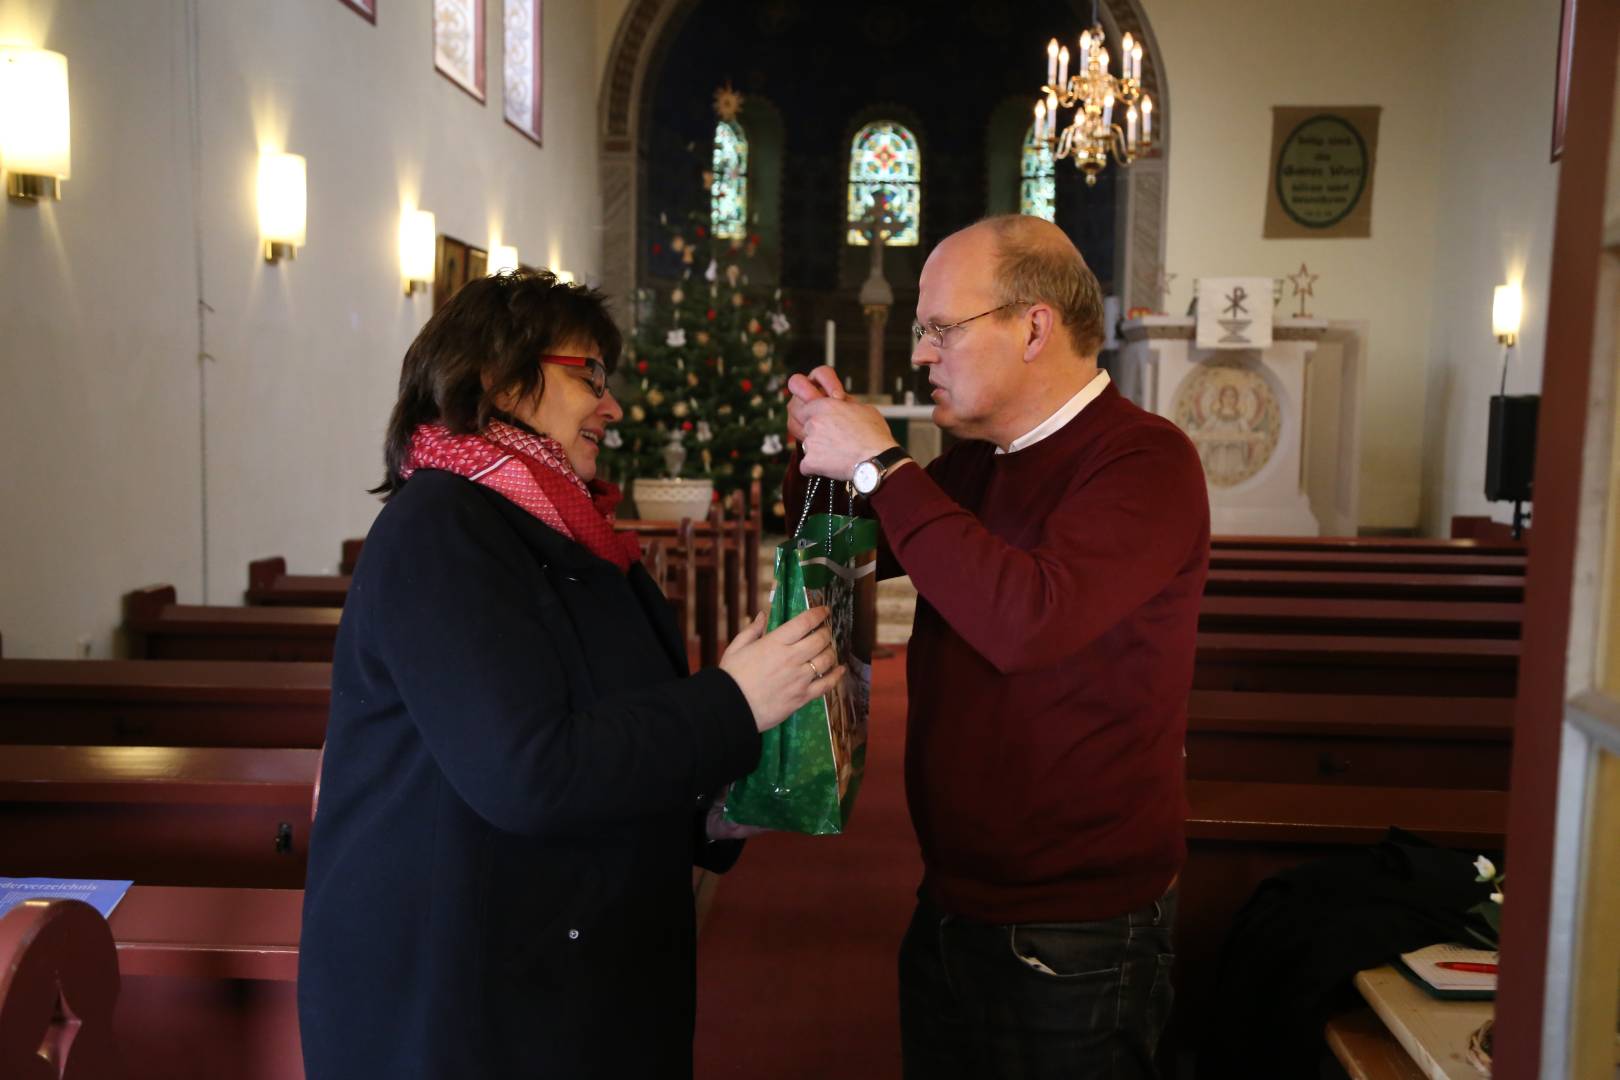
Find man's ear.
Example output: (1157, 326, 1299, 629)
(1023, 304, 1056, 363)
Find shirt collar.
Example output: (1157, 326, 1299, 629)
(997, 370, 1111, 455)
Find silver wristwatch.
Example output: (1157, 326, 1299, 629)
(852, 446, 913, 496)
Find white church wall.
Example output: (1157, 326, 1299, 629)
(1149, 0, 1450, 530)
(0, 0, 603, 658)
(1418, 0, 1561, 536)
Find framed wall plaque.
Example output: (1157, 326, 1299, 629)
(1263, 106, 1381, 239)
(434, 0, 486, 103)
(339, 0, 376, 23)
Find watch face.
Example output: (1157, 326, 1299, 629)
(853, 461, 880, 494)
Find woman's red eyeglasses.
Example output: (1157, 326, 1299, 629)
(539, 354, 608, 398)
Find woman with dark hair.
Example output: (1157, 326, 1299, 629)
(298, 269, 838, 1079)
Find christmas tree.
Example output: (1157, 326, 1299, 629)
(604, 89, 792, 518)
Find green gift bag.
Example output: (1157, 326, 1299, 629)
(724, 481, 878, 835)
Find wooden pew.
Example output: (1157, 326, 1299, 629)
(125, 586, 340, 662)
(1185, 690, 1513, 789)
(246, 557, 349, 608)
(1193, 632, 1519, 696)
(1204, 568, 1525, 603)
(110, 885, 302, 1080)
(0, 745, 316, 888)
(1212, 535, 1524, 556)
(339, 537, 363, 575)
(1172, 780, 1508, 1066)
(0, 659, 330, 748)
(0, 897, 122, 1076)
(1197, 595, 1523, 639)
(1209, 549, 1527, 576)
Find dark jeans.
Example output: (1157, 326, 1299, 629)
(899, 887, 1177, 1080)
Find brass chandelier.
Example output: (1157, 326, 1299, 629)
(1034, 7, 1154, 186)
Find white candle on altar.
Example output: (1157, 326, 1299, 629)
(824, 319, 835, 368)
(1142, 95, 1153, 142)
(1046, 39, 1058, 87)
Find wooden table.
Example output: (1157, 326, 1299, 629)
(1345, 966, 1492, 1080)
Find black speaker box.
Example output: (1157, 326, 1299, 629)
(1485, 394, 1538, 503)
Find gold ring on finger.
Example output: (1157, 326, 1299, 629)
(806, 658, 821, 678)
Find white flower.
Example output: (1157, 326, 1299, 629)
(761, 434, 784, 455)
(770, 312, 791, 335)
(1489, 891, 1504, 904)
(602, 429, 624, 449)
(1474, 856, 1497, 881)
(666, 328, 687, 347)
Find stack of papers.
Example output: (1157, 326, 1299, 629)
(0, 878, 133, 920)
(1396, 942, 1498, 1000)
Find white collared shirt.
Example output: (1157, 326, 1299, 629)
(996, 370, 1112, 455)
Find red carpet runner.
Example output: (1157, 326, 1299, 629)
(695, 647, 920, 1079)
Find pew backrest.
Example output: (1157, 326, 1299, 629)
(0, 898, 121, 1079)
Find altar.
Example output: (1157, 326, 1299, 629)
(1113, 315, 1364, 536)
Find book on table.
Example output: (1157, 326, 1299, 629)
(1394, 942, 1498, 1000)
(0, 878, 134, 920)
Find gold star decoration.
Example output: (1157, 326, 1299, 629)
(1287, 262, 1319, 318)
(713, 82, 744, 122)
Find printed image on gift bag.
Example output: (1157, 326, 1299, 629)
(724, 482, 877, 835)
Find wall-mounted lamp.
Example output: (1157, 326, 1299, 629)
(555, 269, 576, 285)
(1492, 283, 1522, 348)
(400, 208, 436, 295)
(0, 46, 71, 202)
(257, 152, 306, 262)
(488, 244, 519, 275)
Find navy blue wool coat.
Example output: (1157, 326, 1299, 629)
(298, 470, 761, 1079)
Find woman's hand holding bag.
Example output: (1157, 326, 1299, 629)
(719, 607, 843, 734)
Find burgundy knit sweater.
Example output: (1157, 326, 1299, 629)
(793, 382, 1209, 923)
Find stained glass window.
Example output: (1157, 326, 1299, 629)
(711, 120, 748, 240)
(847, 122, 920, 247)
(1020, 123, 1056, 222)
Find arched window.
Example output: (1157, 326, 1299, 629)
(846, 121, 920, 247)
(710, 119, 748, 240)
(1020, 123, 1056, 222)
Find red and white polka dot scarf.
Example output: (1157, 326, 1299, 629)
(403, 420, 640, 571)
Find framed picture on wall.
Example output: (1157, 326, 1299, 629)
(504, 0, 543, 145)
(435, 234, 489, 312)
(339, 0, 376, 22)
(434, 0, 486, 103)
(1551, 0, 1575, 162)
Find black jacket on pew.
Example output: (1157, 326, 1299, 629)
(298, 470, 761, 1079)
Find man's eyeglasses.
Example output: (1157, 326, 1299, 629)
(911, 300, 1031, 351)
(540, 354, 608, 398)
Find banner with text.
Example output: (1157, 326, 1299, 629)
(1264, 106, 1380, 239)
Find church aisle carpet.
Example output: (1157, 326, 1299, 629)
(695, 647, 919, 1079)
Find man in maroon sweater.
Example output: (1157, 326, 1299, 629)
(788, 215, 1209, 1079)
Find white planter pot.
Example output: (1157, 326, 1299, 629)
(633, 477, 714, 523)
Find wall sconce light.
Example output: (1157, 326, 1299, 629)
(400, 208, 436, 295)
(555, 269, 576, 285)
(488, 244, 519, 275)
(1492, 283, 1522, 348)
(257, 152, 306, 262)
(0, 46, 72, 202)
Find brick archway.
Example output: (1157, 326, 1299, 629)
(597, 0, 1169, 316)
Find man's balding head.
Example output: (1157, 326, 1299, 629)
(944, 215, 1107, 359)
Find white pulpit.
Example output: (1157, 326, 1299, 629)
(1115, 316, 1329, 536)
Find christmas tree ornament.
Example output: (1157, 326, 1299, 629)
(666, 328, 686, 347)
(602, 429, 624, 449)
